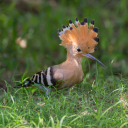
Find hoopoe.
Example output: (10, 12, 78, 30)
(15, 17, 105, 96)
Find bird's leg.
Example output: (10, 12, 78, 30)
(34, 84, 44, 90)
(45, 87, 51, 97)
(34, 84, 51, 97)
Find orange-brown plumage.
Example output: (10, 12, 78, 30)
(16, 17, 105, 96)
(59, 18, 99, 56)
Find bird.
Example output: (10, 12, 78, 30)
(15, 17, 105, 96)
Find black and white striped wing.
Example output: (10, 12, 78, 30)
(30, 67, 56, 86)
(16, 67, 57, 88)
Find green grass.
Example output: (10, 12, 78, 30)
(0, 66, 128, 127)
(0, 0, 128, 127)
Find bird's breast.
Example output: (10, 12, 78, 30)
(57, 67, 84, 89)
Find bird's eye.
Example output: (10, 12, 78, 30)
(77, 48, 81, 52)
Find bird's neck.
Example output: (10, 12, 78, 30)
(66, 49, 82, 66)
(59, 49, 84, 77)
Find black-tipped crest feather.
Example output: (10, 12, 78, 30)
(84, 18, 87, 23)
(93, 27, 98, 33)
(70, 27, 73, 30)
(75, 17, 78, 21)
(69, 19, 72, 24)
(94, 37, 99, 42)
(91, 19, 94, 25)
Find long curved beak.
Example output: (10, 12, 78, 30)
(83, 53, 105, 68)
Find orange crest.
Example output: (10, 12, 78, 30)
(58, 17, 99, 54)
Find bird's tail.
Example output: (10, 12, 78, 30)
(14, 78, 51, 96)
(14, 79, 32, 88)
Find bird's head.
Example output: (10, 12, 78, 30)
(58, 17, 105, 67)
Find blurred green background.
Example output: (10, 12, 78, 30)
(0, 0, 128, 89)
